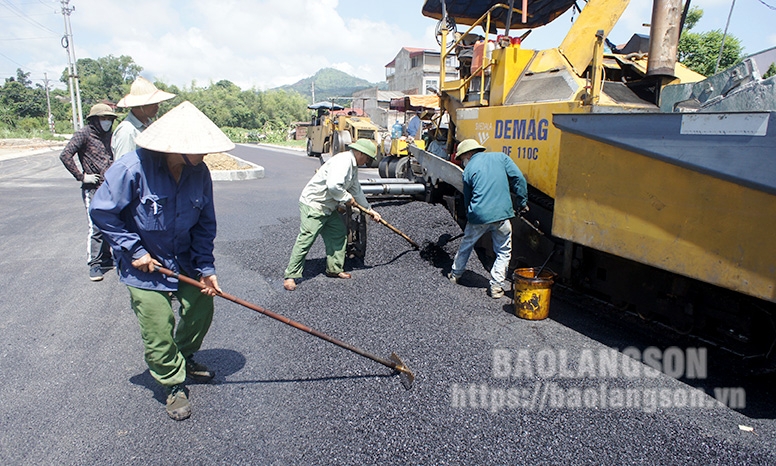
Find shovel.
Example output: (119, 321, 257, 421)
(352, 202, 419, 249)
(157, 267, 415, 390)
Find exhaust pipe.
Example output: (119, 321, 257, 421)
(647, 0, 683, 77)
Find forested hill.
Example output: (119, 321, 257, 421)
(273, 68, 387, 103)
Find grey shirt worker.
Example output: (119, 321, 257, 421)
(111, 111, 147, 160)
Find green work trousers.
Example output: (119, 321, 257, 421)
(128, 282, 214, 387)
(284, 202, 347, 279)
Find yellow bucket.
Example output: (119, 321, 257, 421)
(513, 268, 555, 320)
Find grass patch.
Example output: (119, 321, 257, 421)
(0, 127, 68, 141)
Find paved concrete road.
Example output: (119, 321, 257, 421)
(1, 144, 774, 464)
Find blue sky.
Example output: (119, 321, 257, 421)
(1, 0, 774, 91)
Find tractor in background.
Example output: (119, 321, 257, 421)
(305, 101, 383, 167)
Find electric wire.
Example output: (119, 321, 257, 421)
(757, 0, 776, 10)
(0, 0, 59, 35)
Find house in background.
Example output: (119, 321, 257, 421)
(351, 88, 405, 130)
(747, 46, 776, 76)
(343, 47, 457, 130)
(385, 47, 459, 96)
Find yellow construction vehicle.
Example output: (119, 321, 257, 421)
(379, 0, 776, 363)
(305, 101, 383, 166)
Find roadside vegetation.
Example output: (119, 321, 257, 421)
(1, 55, 311, 147)
(677, 7, 744, 77)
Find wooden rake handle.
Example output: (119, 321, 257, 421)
(156, 267, 415, 389)
(352, 202, 419, 249)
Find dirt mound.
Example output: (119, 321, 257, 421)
(204, 152, 251, 171)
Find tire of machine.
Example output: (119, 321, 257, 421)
(306, 138, 318, 157)
(341, 205, 367, 260)
(388, 156, 410, 179)
(378, 155, 396, 178)
(332, 130, 352, 155)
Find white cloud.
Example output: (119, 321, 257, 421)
(7, 0, 768, 93)
(96, 0, 420, 89)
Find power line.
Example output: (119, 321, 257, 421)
(757, 0, 776, 10)
(0, 12, 58, 18)
(0, 0, 59, 35)
(0, 36, 53, 40)
(0, 50, 28, 69)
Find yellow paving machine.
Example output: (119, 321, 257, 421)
(377, 0, 776, 364)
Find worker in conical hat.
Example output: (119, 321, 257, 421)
(90, 101, 234, 422)
(112, 76, 176, 160)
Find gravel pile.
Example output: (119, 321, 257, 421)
(210, 199, 771, 464)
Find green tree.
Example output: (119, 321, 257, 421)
(678, 7, 744, 77)
(15, 68, 32, 87)
(61, 55, 142, 106)
(0, 69, 48, 127)
(163, 79, 307, 135)
(764, 63, 776, 80)
(258, 89, 308, 129)
(682, 5, 702, 30)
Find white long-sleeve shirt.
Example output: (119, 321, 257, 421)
(111, 111, 147, 160)
(299, 150, 370, 215)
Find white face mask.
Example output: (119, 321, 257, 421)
(461, 158, 469, 168)
(100, 120, 113, 132)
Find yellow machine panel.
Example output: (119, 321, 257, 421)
(488, 46, 535, 106)
(390, 138, 426, 156)
(455, 102, 581, 198)
(553, 126, 776, 303)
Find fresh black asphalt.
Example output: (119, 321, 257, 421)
(0, 144, 774, 464)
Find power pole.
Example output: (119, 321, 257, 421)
(311, 81, 315, 103)
(60, 0, 83, 131)
(43, 73, 54, 134)
(714, 0, 736, 75)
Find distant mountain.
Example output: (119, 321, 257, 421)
(273, 68, 387, 104)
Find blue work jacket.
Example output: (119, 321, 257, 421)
(463, 151, 527, 225)
(89, 148, 217, 291)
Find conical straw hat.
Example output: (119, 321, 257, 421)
(117, 77, 176, 108)
(134, 101, 235, 154)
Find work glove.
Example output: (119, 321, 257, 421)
(82, 173, 101, 185)
(519, 205, 529, 216)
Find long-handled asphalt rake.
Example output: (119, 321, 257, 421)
(352, 202, 419, 249)
(158, 267, 415, 390)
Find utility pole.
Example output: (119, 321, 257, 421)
(311, 81, 315, 103)
(714, 0, 736, 75)
(60, 0, 83, 131)
(43, 73, 54, 134)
